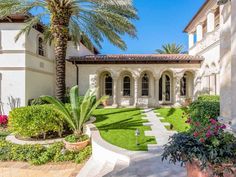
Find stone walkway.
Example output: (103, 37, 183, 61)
(104, 108, 186, 177)
(0, 162, 84, 177)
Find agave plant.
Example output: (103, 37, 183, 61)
(42, 86, 108, 136)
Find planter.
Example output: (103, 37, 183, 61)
(186, 161, 236, 177)
(186, 161, 211, 177)
(64, 139, 90, 152)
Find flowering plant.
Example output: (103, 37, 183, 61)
(163, 114, 236, 176)
(0, 115, 8, 127)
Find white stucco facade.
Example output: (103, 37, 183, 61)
(0, 22, 93, 114)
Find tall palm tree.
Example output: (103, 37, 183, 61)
(156, 43, 184, 54)
(0, 0, 138, 102)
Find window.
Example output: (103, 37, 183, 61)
(159, 77, 163, 101)
(38, 37, 45, 56)
(165, 75, 171, 101)
(123, 76, 131, 96)
(142, 73, 149, 96)
(105, 74, 112, 96)
(180, 75, 187, 96)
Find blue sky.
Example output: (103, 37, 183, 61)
(100, 0, 205, 54)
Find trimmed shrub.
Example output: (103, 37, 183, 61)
(198, 95, 220, 102)
(8, 105, 65, 139)
(189, 95, 220, 125)
(0, 140, 91, 165)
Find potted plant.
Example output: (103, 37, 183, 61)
(42, 86, 108, 151)
(162, 117, 236, 177)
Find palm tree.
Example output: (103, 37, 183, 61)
(0, 0, 138, 102)
(156, 43, 184, 54)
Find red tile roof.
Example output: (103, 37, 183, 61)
(69, 54, 204, 64)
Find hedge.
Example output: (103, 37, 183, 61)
(8, 105, 65, 139)
(189, 95, 220, 125)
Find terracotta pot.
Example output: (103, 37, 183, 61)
(64, 139, 90, 152)
(186, 161, 211, 177)
(186, 161, 236, 177)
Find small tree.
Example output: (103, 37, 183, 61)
(42, 86, 108, 136)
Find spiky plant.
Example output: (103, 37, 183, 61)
(42, 86, 108, 136)
(156, 43, 184, 54)
(0, 0, 138, 102)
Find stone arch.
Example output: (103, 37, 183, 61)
(159, 70, 174, 104)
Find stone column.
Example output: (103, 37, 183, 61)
(154, 77, 160, 107)
(174, 75, 182, 105)
(196, 23, 203, 42)
(207, 10, 215, 33)
(133, 77, 138, 107)
(188, 33, 194, 48)
(112, 77, 118, 107)
(231, 0, 236, 132)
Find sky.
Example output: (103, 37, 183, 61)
(100, 0, 205, 54)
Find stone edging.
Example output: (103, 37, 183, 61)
(6, 135, 64, 145)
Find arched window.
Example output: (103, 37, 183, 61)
(165, 75, 171, 101)
(142, 73, 149, 96)
(105, 74, 113, 96)
(38, 37, 45, 56)
(180, 74, 187, 96)
(123, 76, 131, 96)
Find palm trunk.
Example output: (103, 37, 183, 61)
(48, 1, 72, 102)
(54, 35, 68, 102)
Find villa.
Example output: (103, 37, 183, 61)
(0, 0, 235, 131)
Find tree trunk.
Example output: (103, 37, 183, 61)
(54, 35, 68, 102)
(48, 0, 72, 102)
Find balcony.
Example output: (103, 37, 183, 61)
(189, 27, 220, 55)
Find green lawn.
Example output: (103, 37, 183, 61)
(0, 128, 10, 140)
(93, 108, 156, 151)
(154, 108, 190, 132)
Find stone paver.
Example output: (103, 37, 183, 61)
(0, 162, 84, 177)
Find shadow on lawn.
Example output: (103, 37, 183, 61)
(94, 108, 142, 124)
(96, 117, 145, 131)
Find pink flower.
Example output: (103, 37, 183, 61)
(199, 138, 205, 143)
(206, 130, 212, 138)
(193, 132, 199, 137)
(0, 115, 8, 125)
(210, 119, 217, 125)
(220, 124, 227, 129)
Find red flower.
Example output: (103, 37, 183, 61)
(220, 124, 227, 129)
(0, 115, 8, 125)
(206, 130, 212, 138)
(193, 132, 199, 137)
(199, 138, 205, 143)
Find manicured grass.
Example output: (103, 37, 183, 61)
(93, 108, 156, 151)
(154, 108, 190, 132)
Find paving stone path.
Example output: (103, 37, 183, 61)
(0, 162, 84, 177)
(104, 108, 186, 177)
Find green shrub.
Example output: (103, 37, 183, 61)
(8, 105, 65, 139)
(198, 95, 220, 102)
(189, 97, 220, 125)
(0, 140, 91, 165)
(28, 97, 49, 106)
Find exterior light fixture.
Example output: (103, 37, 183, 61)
(135, 128, 140, 146)
(217, 0, 230, 5)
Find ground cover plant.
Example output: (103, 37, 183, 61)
(0, 140, 91, 165)
(93, 108, 156, 151)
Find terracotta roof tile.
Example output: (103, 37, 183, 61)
(69, 54, 204, 64)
